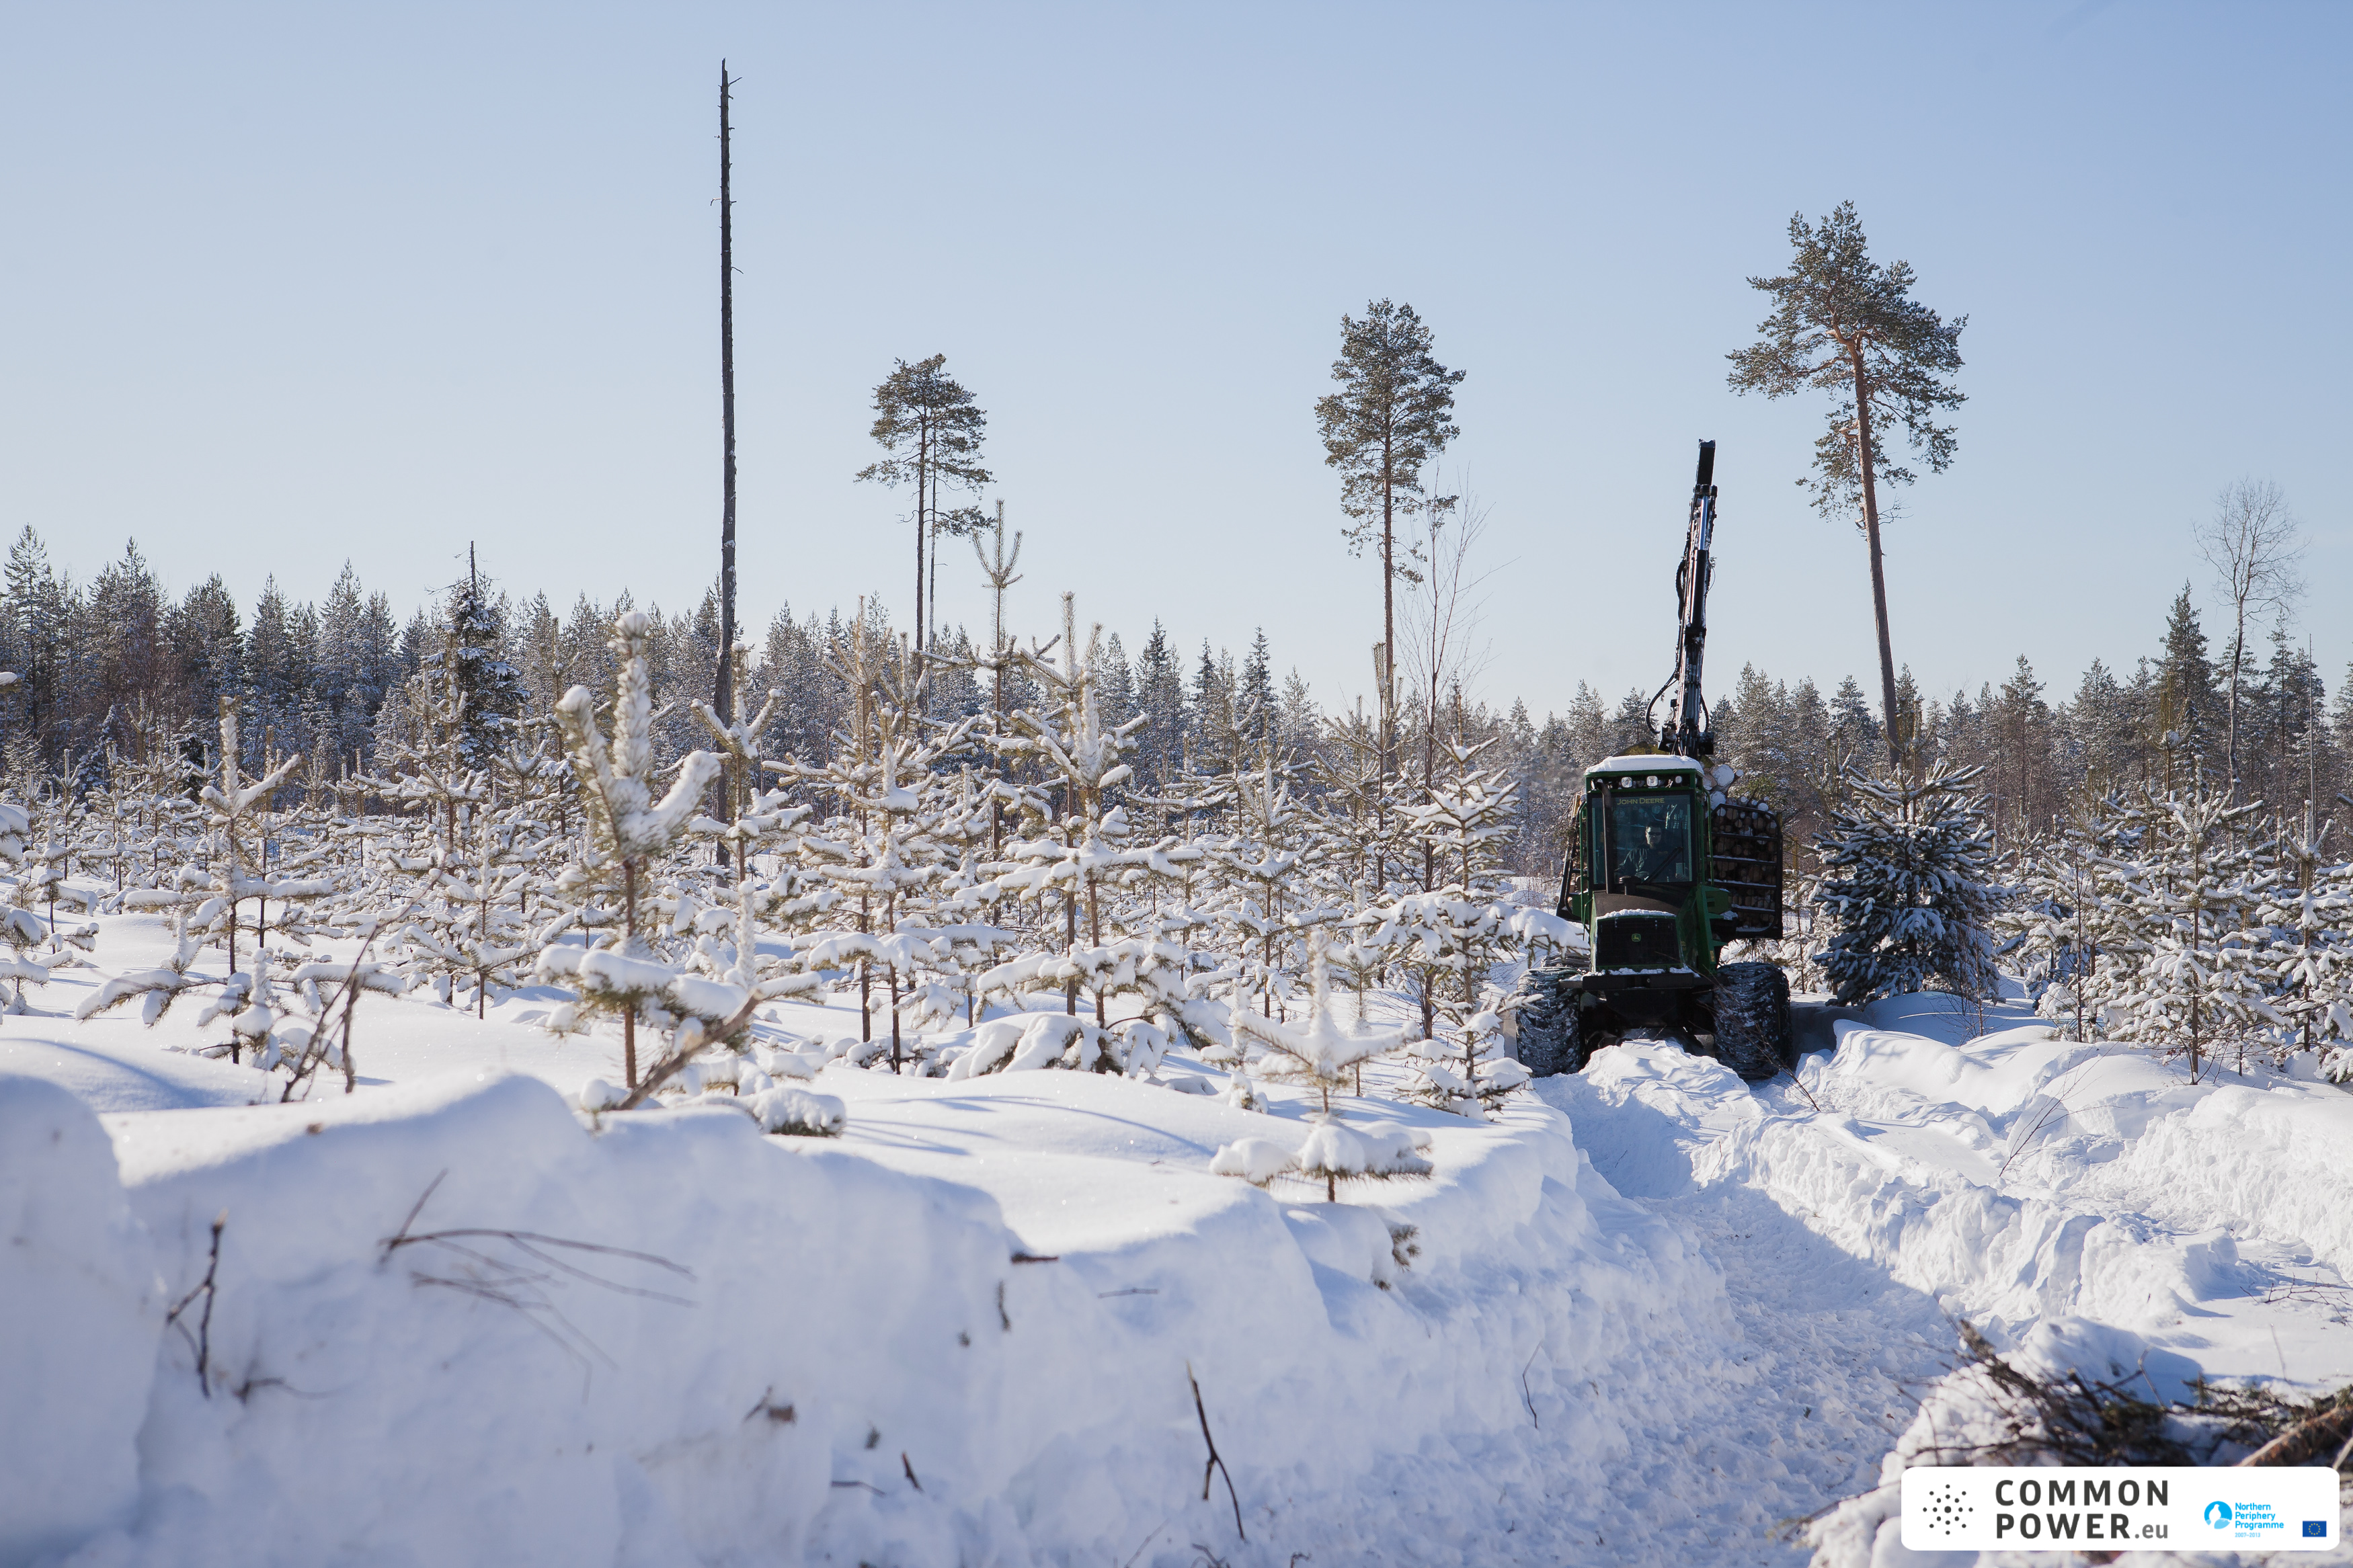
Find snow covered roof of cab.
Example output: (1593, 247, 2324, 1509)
(1587, 755, 1703, 776)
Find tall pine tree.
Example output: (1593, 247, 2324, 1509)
(1314, 300, 1463, 780)
(854, 355, 991, 653)
(1728, 202, 1966, 770)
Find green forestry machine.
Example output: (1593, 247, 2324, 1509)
(1503, 441, 1795, 1081)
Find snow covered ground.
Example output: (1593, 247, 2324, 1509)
(5, 905, 2350, 1567)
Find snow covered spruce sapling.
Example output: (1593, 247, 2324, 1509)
(396, 794, 572, 1016)
(1198, 746, 1337, 1024)
(1812, 762, 2003, 1007)
(692, 640, 789, 882)
(540, 615, 824, 1112)
(541, 610, 723, 1088)
(779, 610, 983, 1069)
(1214, 942, 1431, 1200)
(2109, 777, 2280, 1081)
(197, 699, 333, 972)
(1999, 790, 2149, 1040)
(0, 785, 55, 1009)
(77, 704, 341, 1071)
(960, 593, 1223, 1074)
(0, 892, 51, 1013)
(1399, 1005, 1530, 1119)
(984, 593, 1155, 1027)
(2269, 806, 2352, 1062)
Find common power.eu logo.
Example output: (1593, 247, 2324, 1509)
(1918, 1480, 1975, 1540)
(1900, 1465, 2338, 1553)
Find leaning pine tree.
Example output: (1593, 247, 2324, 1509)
(1812, 764, 2003, 1006)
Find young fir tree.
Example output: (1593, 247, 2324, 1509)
(1203, 749, 1337, 1024)
(2264, 805, 2349, 1058)
(391, 791, 567, 1016)
(1359, 725, 1523, 1038)
(694, 641, 785, 880)
(1727, 202, 1966, 770)
(1215, 944, 1429, 1202)
(2154, 585, 2224, 783)
(175, 698, 329, 975)
(1399, 1009, 1531, 1120)
(366, 622, 495, 859)
(0, 785, 51, 1012)
(1812, 764, 2003, 1006)
(1319, 699, 1410, 903)
(2002, 791, 2147, 1041)
(980, 593, 1213, 1054)
(423, 552, 525, 773)
(1132, 620, 1187, 786)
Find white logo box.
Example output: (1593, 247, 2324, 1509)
(1901, 1465, 2340, 1552)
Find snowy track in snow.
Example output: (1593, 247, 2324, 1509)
(1548, 1015, 2353, 1568)
(1525, 1046, 1955, 1567)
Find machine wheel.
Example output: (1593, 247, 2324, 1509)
(1712, 962, 1793, 1083)
(1503, 967, 1589, 1077)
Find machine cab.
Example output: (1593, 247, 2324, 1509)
(1560, 756, 1708, 975)
(1557, 753, 1785, 977)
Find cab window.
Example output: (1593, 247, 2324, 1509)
(1607, 792, 1693, 887)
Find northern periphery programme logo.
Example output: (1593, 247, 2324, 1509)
(2205, 1501, 2233, 1528)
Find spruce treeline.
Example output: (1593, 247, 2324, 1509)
(4, 527, 2347, 892)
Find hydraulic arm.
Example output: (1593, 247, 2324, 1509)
(1656, 440, 1718, 757)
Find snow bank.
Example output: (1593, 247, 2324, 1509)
(1566, 1015, 2347, 1344)
(0, 1075, 159, 1566)
(2100, 1080, 2353, 1280)
(7, 1061, 1726, 1567)
(1820, 1011, 2353, 1284)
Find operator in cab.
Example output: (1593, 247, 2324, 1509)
(1611, 794, 1693, 887)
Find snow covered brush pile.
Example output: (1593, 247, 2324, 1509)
(1929, 1320, 2353, 1469)
(0, 604, 1565, 1120)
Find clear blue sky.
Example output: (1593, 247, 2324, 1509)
(3, 1, 2346, 723)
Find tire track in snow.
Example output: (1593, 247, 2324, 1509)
(1517, 1044, 1958, 1567)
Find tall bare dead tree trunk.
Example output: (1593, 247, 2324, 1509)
(713, 62, 740, 848)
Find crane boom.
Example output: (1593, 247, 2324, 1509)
(1659, 439, 1718, 757)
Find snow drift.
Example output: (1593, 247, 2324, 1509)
(1, 1063, 1722, 1568)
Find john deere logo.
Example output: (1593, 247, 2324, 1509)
(1921, 1481, 1973, 1538)
(2204, 1501, 2232, 1528)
